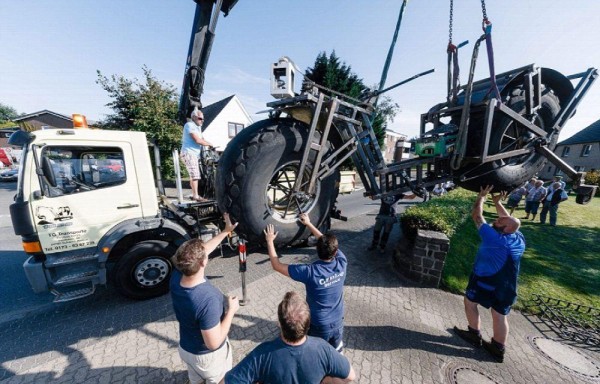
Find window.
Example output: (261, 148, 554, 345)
(547, 166, 553, 173)
(40, 146, 126, 197)
(575, 166, 584, 172)
(581, 144, 592, 157)
(228, 122, 244, 138)
(561, 146, 570, 157)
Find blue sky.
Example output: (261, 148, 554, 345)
(1, 1, 599, 140)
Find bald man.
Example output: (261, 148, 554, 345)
(453, 185, 525, 363)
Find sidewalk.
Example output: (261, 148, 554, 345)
(1, 212, 599, 383)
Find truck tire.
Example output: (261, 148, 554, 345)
(459, 87, 561, 191)
(217, 118, 340, 246)
(114, 240, 175, 300)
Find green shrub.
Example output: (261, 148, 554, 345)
(584, 169, 600, 196)
(400, 188, 474, 243)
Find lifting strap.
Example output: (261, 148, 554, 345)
(480, 0, 501, 100)
(446, 0, 459, 104)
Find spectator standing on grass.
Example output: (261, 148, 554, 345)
(170, 213, 239, 384)
(522, 179, 546, 221)
(539, 181, 568, 226)
(453, 185, 525, 363)
(264, 214, 347, 353)
(505, 183, 527, 216)
(222, 291, 355, 384)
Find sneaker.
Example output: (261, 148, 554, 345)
(379, 247, 386, 254)
(453, 326, 482, 348)
(482, 339, 505, 363)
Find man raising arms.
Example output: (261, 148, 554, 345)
(454, 186, 525, 363)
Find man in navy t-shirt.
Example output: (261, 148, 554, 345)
(264, 214, 347, 352)
(453, 186, 525, 363)
(222, 291, 355, 384)
(171, 213, 239, 384)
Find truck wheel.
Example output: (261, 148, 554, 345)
(114, 240, 175, 300)
(459, 87, 561, 191)
(217, 118, 340, 246)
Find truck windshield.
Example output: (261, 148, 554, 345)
(38, 146, 126, 197)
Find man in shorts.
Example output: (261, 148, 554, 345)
(181, 108, 213, 202)
(453, 186, 525, 363)
(522, 179, 546, 220)
(171, 213, 239, 383)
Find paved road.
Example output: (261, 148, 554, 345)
(0, 182, 55, 324)
(0, 185, 380, 325)
(2, 183, 598, 383)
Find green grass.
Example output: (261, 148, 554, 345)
(441, 192, 600, 312)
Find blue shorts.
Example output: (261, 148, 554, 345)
(308, 322, 344, 352)
(465, 274, 515, 315)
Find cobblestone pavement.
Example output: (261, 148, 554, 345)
(1, 212, 599, 383)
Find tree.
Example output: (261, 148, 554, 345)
(304, 51, 399, 148)
(97, 66, 181, 178)
(0, 103, 19, 124)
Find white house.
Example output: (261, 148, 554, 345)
(383, 129, 411, 163)
(200, 95, 253, 150)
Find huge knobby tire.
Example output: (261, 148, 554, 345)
(459, 86, 561, 192)
(114, 240, 175, 300)
(216, 118, 340, 246)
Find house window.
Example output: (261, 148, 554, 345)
(581, 144, 592, 157)
(561, 146, 570, 157)
(547, 166, 553, 173)
(228, 123, 244, 138)
(575, 166, 584, 172)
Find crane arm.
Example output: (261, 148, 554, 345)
(178, 0, 239, 123)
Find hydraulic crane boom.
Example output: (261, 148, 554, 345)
(178, 0, 239, 123)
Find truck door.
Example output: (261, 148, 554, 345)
(31, 144, 144, 254)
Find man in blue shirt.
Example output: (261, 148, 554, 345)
(181, 108, 213, 202)
(222, 291, 355, 384)
(171, 213, 239, 384)
(264, 214, 347, 352)
(454, 186, 525, 363)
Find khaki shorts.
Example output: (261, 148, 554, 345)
(178, 339, 232, 384)
(181, 151, 200, 179)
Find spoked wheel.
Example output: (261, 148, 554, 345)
(217, 118, 339, 246)
(266, 162, 319, 222)
(459, 86, 560, 192)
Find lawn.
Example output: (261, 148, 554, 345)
(441, 192, 600, 311)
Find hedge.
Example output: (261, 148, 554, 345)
(400, 188, 475, 243)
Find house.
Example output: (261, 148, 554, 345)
(13, 110, 74, 131)
(539, 120, 600, 180)
(383, 129, 411, 163)
(0, 127, 20, 148)
(200, 95, 253, 150)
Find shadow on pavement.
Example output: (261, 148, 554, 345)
(1, 347, 187, 384)
(346, 325, 493, 361)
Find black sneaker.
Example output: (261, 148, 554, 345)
(482, 339, 505, 363)
(453, 326, 482, 348)
(379, 247, 386, 254)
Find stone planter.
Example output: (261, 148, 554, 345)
(393, 229, 449, 287)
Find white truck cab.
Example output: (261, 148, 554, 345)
(9, 128, 218, 302)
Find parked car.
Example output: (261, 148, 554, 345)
(0, 167, 19, 181)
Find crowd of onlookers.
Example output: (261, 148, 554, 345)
(505, 175, 569, 226)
